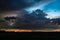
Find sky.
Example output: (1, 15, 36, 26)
(25, 0, 60, 19)
(25, 0, 53, 12)
(0, 0, 60, 29)
(0, 0, 41, 18)
(0, 0, 60, 19)
(43, 0, 60, 19)
(0, 0, 41, 12)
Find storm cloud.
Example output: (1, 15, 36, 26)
(0, 0, 41, 12)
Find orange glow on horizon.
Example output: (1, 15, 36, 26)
(1, 29, 60, 32)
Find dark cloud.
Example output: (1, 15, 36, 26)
(0, 0, 41, 12)
(15, 9, 49, 29)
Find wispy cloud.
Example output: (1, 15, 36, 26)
(25, 0, 53, 13)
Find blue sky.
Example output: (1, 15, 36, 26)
(43, 0, 60, 19)
(25, 0, 60, 19)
